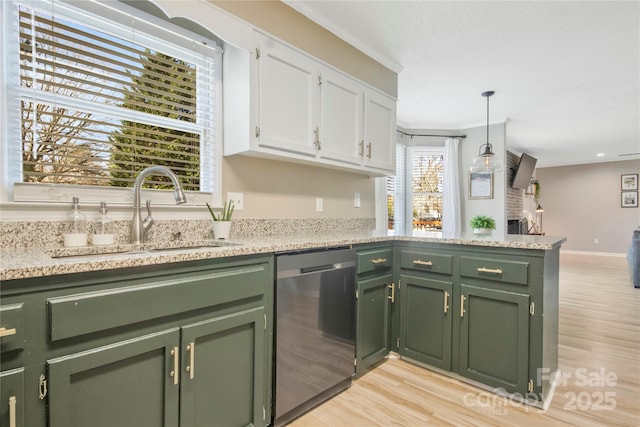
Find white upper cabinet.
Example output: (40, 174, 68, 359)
(224, 31, 396, 176)
(363, 90, 396, 173)
(257, 36, 318, 157)
(318, 68, 364, 166)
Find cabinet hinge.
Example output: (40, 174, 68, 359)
(255, 126, 260, 138)
(255, 48, 260, 59)
(355, 289, 359, 300)
(528, 379, 534, 393)
(354, 357, 357, 367)
(398, 279, 401, 290)
(397, 337, 400, 349)
(318, 75, 322, 86)
(264, 314, 267, 330)
(263, 406, 266, 421)
(38, 374, 48, 400)
(529, 302, 535, 316)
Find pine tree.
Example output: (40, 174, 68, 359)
(109, 50, 200, 190)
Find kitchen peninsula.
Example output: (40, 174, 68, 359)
(0, 227, 565, 427)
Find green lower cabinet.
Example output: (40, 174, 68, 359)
(47, 308, 267, 427)
(356, 274, 393, 374)
(0, 367, 24, 427)
(459, 284, 530, 394)
(398, 274, 453, 371)
(180, 307, 265, 427)
(47, 329, 181, 427)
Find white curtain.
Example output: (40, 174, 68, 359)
(442, 138, 461, 238)
(374, 177, 388, 233)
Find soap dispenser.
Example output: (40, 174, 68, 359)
(92, 201, 115, 246)
(64, 197, 88, 247)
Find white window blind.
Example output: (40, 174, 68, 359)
(5, 0, 221, 202)
(411, 147, 443, 229)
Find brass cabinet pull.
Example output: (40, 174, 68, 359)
(443, 291, 450, 314)
(9, 396, 16, 427)
(371, 258, 387, 264)
(367, 142, 372, 159)
(0, 327, 17, 338)
(186, 342, 195, 380)
(170, 347, 179, 385)
(460, 295, 466, 318)
(477, 267, 503, 275)
(388, 283, 395, 303)
(359, 141, 364, 157)
(413, 260, 433, 266)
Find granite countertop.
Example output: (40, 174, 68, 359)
(0, 232, 566, 281)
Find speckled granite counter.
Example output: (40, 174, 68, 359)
(0, 232, 566, 281)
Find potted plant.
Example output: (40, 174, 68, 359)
(206, 200, 235, 239)
(470, 214, 496, 235)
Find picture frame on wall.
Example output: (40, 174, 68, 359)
(621, 174, 638, 190)
(621, 191, 638, 208)
(469, 172, 493, 199)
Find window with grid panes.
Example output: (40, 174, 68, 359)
(386, 144, 443, 234)
(411, 147, 443, 230)
(3, 0, 221, 203)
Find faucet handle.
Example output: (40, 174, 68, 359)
(142, 200, 155, 237)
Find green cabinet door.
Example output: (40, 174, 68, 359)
(356, 273, 392, 375)
(180, 307, 265, 427)
(47, 329, 181, 427)
(399, 274, 453, 370)
(459, 285, 530, 394)
(0, 367, 24, 427)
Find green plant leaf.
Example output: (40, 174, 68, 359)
(470, 214, 496, 230)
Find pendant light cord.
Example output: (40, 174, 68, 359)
(486, 93, 490, 147)
(481, 90, 495, 153)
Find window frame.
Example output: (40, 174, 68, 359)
(1, 0, 223, 208)
(387, 142, 444, 235)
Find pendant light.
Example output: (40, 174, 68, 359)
(470, 91, 503, 173)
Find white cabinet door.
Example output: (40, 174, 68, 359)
(318, 69, 363, 166)
(257, 35, 318, 157)
(225, 32, 397, 176)
(363, 90, 396, 173)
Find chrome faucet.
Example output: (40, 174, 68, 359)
(131, 166, 187, 244)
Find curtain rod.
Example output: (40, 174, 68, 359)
(397, 130, 467, 139)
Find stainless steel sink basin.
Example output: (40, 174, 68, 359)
(47, 240, 241, 259)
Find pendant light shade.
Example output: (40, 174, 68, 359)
(470, 91, 503, 173)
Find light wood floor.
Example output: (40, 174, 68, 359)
(290, 253, 640, 426)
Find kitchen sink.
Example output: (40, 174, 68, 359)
(47, 240, 241, 259)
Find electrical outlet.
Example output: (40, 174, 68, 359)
(227, 192, 244, 211)
(594, 238, 599, 244)
(354, 192, 361, 208)
(315, 197, 323, 212)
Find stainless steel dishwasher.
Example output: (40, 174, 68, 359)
(274, 247, 356, 426)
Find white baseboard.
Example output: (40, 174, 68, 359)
(561, 250, 627, 258)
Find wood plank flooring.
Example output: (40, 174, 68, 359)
(290, 253, 640, 426)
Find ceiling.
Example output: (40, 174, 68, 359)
(284, 1, 639, 168)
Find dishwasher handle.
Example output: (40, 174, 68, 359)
(300, 264, 335, 274)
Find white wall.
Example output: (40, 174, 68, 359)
(536, 159, 640, 254)
(460, 123, 507, 234)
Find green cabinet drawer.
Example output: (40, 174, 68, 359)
(460, 256, 529, 286)
(400, 250, 452, 275)
(48, 263, 269, 341)
(356, 248, 393, 275)
(0, 304, 24, 353)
